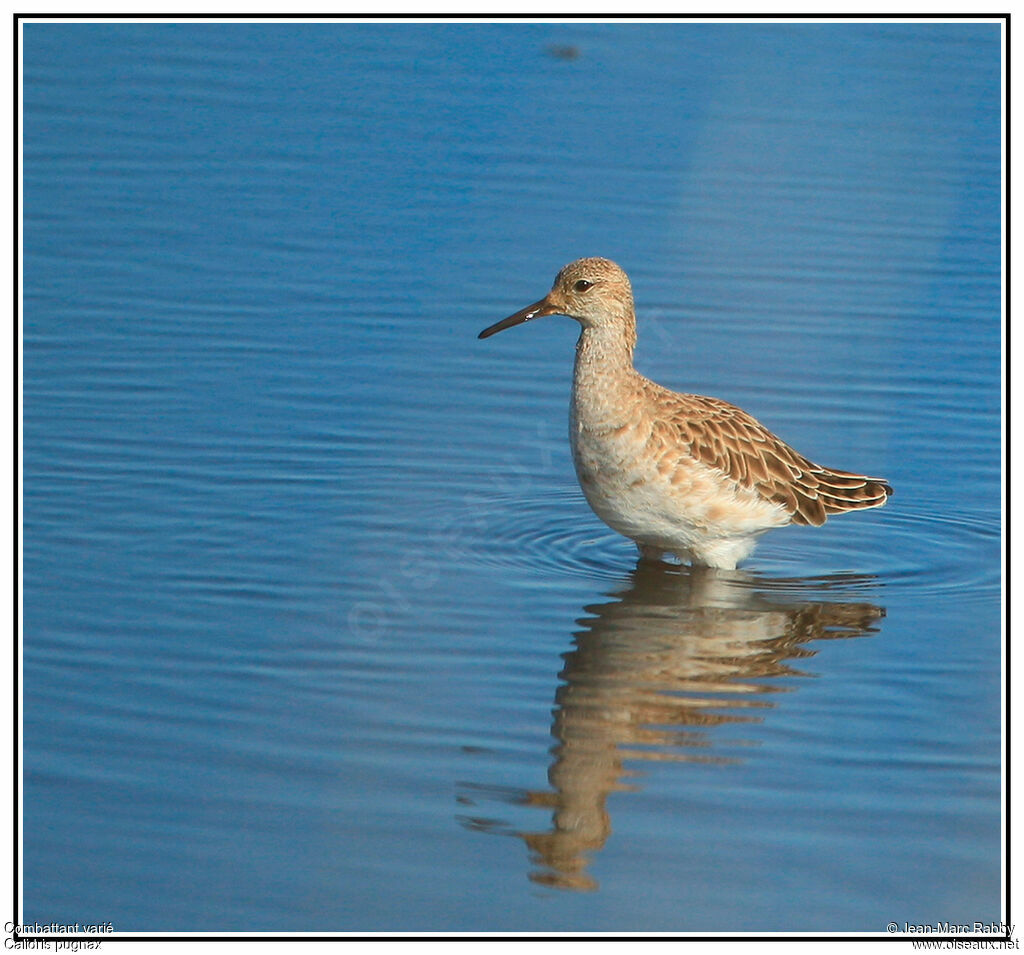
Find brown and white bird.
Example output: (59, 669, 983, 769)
(478, 257, 892, 569)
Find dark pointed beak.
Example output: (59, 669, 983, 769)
(478, 297, 563, 340)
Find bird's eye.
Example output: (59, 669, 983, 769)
(574, 279, 593, 292)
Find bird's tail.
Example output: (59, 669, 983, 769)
(797, 468, 893, 525)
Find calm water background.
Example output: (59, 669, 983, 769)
(22, 22, 1001, 932)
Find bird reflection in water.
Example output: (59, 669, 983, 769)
(457, 559, 885, 891)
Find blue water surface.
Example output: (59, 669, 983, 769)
(22, 21, 1001, 932)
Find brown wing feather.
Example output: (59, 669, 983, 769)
(650, 389, 892, 526)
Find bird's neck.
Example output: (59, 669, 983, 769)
(574, 324, 637, 379)
(572, 325, 639, 428)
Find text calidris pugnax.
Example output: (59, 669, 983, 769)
(478, 257, 892, 570)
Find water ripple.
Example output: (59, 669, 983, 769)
(448, 485, 634, 582)
(759, 504, 999, 602)
(446, 485, 998, 601)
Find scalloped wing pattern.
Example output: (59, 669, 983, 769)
(649, 389, 893, 527)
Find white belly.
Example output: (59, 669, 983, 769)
(569, 408, 789, 569)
